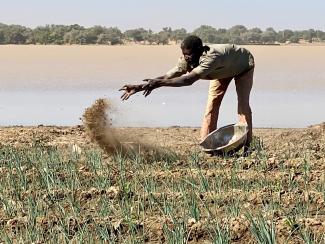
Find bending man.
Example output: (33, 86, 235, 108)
(120, 35, 255, 150)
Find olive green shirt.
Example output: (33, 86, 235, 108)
(166, 44, 255, 80)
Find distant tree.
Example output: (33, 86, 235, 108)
(217, 28, 227, 34)
(250, 27, 263, 34)
(261, 28, 277, 43)
(97, 33, 110, 44)
(124, 28, 148, 43)
(75, 32, 87, 45)
(315, 30, 325, 41)
(283, 29, 294, 40)
(170, 28, 187, 43)
(4, 25, 30, 44)
(302, 31, 312, 43)
(229, 36, 244, 44)
(302, 29, 316, 43)
(241, 31, 261, 44)
(82, 26, 108, 44)
(97, 29, 123, 45)
(0, 30, 4, 44)
(226, 25, 248, 44)
(103, 27, 123, 45)
(162, 27, 172, 34)
(219, 36, 230, 43)
(156, 31, 169, 45)
(192, 25, 219, 43)
(63, 30, 81, 44)
(292, 30, 303, 40)
(216, 29, 230, 43)
(81, 31, 97, 44)
(277, 29, 294, 43)
(155, 27, 172, 44)
(229, 25, 247, 36)
(46, 25, 68, 44)
(23, 28, 34, 44)
(89, 26, 106, 37)
(265, 27, 276, 33)
(146, 29, 157, 44)
(62, 25, 87, 44)
(316, 30, 325, 41)
(289, 35, 300, 43)
(67, 24, 85, 32)
(33, 26, 51, 44)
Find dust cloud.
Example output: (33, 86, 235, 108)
(82, 98, 171, 158)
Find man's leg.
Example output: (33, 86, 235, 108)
(234, 68, 254, 146)
(200, 78, 232, 141)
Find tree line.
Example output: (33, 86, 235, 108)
(0, 23, 324, 45)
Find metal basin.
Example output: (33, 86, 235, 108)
(200, 124, 248, 155)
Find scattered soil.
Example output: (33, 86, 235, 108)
(81, 98, 169, 157)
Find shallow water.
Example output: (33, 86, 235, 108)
(0, 45, 324, 128)
(0, 87, 324, 128)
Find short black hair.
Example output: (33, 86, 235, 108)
(181, 35, 203, 51)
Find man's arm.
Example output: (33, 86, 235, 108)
(142, 71, 200, 97)
(154, 71, 185, 80)
(119, 71, 191, 100)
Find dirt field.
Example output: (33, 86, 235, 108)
(0, 123, 324, 243)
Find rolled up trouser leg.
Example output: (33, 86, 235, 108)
(200, 78, 232, 141)
(234, 68, 254, 145)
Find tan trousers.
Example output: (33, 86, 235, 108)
(200, 68, 254, 145)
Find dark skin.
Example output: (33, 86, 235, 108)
(119, 47, 204, 100)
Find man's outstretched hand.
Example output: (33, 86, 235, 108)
(119, 79, 162, 100)
(119, 84, 143, 101)
(142, 79, 162, 97)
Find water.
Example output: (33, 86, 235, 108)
(0, 86, 323, 128)
(0, 45, 324, 128)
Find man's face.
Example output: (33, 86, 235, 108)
(182, 48, 201, 67)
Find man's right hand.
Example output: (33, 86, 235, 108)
(119, 84, 143, 100)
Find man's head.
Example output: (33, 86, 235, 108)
(181, 35, 209, 67)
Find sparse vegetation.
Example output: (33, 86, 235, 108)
(0, 123, 324, 242)
(1, 23, 325, 45)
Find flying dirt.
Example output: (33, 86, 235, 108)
(82, 98, 122, 154)
(81, 98, 172, 158)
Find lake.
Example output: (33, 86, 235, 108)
(0, 45, 324, 128)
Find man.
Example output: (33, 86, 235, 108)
(120, 35, 255, 150)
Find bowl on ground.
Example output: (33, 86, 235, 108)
(200, 124, 248, 155)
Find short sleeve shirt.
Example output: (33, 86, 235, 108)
(166, 44, 255, 80)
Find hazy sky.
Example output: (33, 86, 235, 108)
(1, 0, 324, 31)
